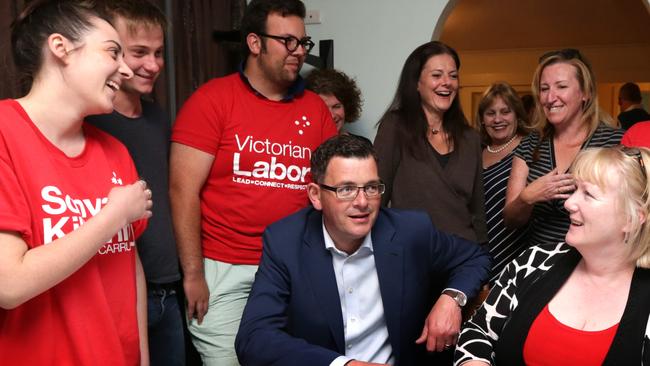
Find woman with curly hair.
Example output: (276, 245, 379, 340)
(306, 68, 363, 134)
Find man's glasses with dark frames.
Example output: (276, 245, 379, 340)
(319, 183, 386, 201)
(257, 33, 315, 53)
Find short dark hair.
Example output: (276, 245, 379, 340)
(620, 82, 642, 104)
(311, 135, 376, 184)
(101, 0, 167, 33)
(11, 0, 110, 91)
(306, 68, 363, 123)
(240, 0, 306, 58)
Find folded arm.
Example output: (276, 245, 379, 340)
(0, 182, 152, 309)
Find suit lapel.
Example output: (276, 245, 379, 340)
(372, 211, 404, 359)
(303, 210, 346, 353)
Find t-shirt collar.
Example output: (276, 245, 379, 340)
(238, 62, 305, 102)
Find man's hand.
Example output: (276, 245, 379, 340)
(184, 275, 209, 324)
(415, 294, 462, 352)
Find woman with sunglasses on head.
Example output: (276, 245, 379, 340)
(477, 82, 531, 284)
(503, 49, 623, 247)
(0, 1, 152, 364)
(375, 41, 487, 245)
(456, 146, 650, 366)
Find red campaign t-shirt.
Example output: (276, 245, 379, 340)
(0, 99, 146, 365)
(523, 304, 618, 366)
(172, 73, 337, 264)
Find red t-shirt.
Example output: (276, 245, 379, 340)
(523, 304, 618, 366)
(621, 120, 650, 148)
(172, 74, 337, 264)
(0, 100, 145, 365)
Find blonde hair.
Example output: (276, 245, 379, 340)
(531, 51, 613, 141)
(571, 146, 650, 268)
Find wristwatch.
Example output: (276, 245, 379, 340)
(442, 289, 467, 307)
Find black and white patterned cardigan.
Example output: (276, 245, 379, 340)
(454, 242, 650, 366)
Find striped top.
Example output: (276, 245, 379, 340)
(483, 151, 529, 284)
(514, 123, 623, 246)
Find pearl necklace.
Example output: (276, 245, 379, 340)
(486, 135, 518, 154)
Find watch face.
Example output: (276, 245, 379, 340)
(457, 293, 467, 307)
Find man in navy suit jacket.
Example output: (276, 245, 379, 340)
(235, 135, 490, 366)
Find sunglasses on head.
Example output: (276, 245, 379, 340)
(621, 146, 647, 182)
(538, 48, 585, 63)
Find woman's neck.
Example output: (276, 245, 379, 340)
(422, 105, 444, 132)
(553, 119, 590, 146)
(17, 83, 86, 152)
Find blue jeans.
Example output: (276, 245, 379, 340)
(148, 284, 186, 366)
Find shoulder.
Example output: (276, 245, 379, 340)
(592, 122, 624, 145)
(514, 130, 540, 155)
(511, 242, 572, 273)
(265, 206, 317, 237)
(460, 127, 482, 146)
(189, 73, 242, 101)
(377, 111, 401, 128)
(623, 121, 650, 147)
(376, 208, 432, 232)
(298, 89, 327, 105)
(84, 123, 130, 154)
(626, 121, 650, 134)
(375, 112, 402, 142)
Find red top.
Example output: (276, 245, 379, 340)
(622, 120, 650, 148)
(172, 74, 336, 264)
(0, 100, 146, 365)
(523, 304, 618, 366)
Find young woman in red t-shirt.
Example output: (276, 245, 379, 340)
(0, 1, 152, 365)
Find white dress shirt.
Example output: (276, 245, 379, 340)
(323, 222, 395, 366)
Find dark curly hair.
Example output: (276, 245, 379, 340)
(305, 68, 363, 123)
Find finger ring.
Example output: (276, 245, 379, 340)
(444, 344, 452, 349)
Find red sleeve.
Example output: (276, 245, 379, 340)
(0, 135, 32, 242)
(172, 81, 224, 155)
(621, 130, 633, 147)
(620, 123, 650, 148)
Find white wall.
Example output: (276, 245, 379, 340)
(301, 0, 448, 140)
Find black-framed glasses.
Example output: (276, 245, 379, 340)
(621, 146, 647, 181)
(319, 183, 386, 201)
(257, 33, 315, 53)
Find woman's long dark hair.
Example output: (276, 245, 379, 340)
(378, 41, 470, 160)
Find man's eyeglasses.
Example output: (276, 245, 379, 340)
(319, 183, 386, 201)
(621, 146, 647, 181)
(257, 33, 315, 53)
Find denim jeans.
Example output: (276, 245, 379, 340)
(148, 284, 186, 366)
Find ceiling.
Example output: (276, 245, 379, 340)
(440, 0, 650, 51)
